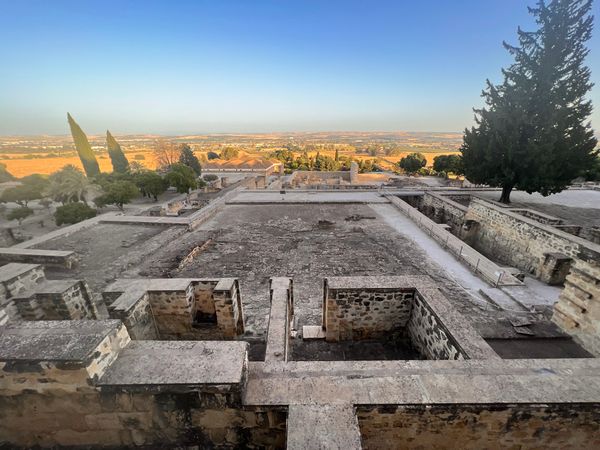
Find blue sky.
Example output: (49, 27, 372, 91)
(0, 0, 599, 135)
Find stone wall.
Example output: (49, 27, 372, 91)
(12, 280, 98, 321)
(0, 322, 285, 449)
(412, 192, 468, 236)
(464, 198, 600, 355)
(108, 292, 158, 340)
(105, 278, 245, 341)
(464, 198, 591, 275)
(407, 292, 465, 360)
(0, 263, 98, 322)
(324, 285, 414, 341)
(322, 276, 497, 360)
(357, 404, 600, 449)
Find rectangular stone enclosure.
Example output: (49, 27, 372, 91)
(322, 276, 497, 360)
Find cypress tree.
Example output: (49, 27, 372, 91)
(178, 144, 202, 176)
(67, 113, 101, 178)
(106, 130, 130, 174)
(461, 0, 597, 203)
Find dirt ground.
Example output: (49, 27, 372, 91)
(131, 203, 498, 337)
(38, 223, 186, 292)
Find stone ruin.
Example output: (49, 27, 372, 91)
(1, 184, 600, 449)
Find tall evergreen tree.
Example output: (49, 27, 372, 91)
(461, 0, 597, 203)
(67, 113, 100, 178)
(106, 131, 130, 174)
(178, 144, 202, 176)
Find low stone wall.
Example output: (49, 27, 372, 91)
(12, 280, 98, 321)
(105, 278, 245, 340)
(323, 285, 414, 341)
(357, 404, 600, 449)
(0, 263, 98, 322)
(414, 192, 468, 236)
(464, 198, 591, 275)
(322, 276, 494, 360)
(407, 292, 465, 360)
(0, 248, 77, 268)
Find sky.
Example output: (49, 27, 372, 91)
(0, 0, 599, 135)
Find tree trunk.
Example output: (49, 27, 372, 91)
(499, 184, 513, 204)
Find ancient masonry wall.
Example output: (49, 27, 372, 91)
(357, 404, 600, 449)
(465, 198, 600, 355)
(407, 292, 465, 360)
(464, 198, 587, 275)
(414, 192, 468, 236)
(13, 280, 97, 321)
(109, 292, 158, 340)
(0, 323, 284, 448)
(105, 278, 244, 341)
(324, 287, 414, 341)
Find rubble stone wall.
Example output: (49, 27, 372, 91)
(324, 287, 414, 341)
(416, 192, 468, 236)
(357, 404, 600, 449)
(465, 199, 585, 275)
(407, 292, 466, 360)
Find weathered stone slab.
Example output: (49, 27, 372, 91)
(0, 320, 123, 363)
(97, 340, 248, 387)
(287, 404, 362, 450)
(0, 247, 77, 268)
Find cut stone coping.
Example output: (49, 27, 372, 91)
(325, 275, 430, 290)
(10, 279, 83, 300)
(244, 358, 600, 406)
(0, 262, 40, 282)
(99, 215, 190, 226)
(97, 340, 248, 387)
(105, 278, 227, 313)
(0, 247, 76, 265)
(0, 319, 123, 363)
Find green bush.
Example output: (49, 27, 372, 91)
(7, 206, 33, 224)
(203, 174, 218, 182)
(54, 202, 97, 226)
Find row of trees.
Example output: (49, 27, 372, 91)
(270, 149, 379, 173)
(396, 153, 464, 176)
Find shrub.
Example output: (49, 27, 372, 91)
(134, 154, 146, 160)
(94, 180, 139, 210)
(203, 174, 218, 182)
(7, 206, 33, 224)
(54, 202, 97, 225)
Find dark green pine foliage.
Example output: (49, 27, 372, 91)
(461, 0, 598, 203)
(67, 113, 101, 178)
(178, 144, 202, 176)
(106, 131, 130, 174)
